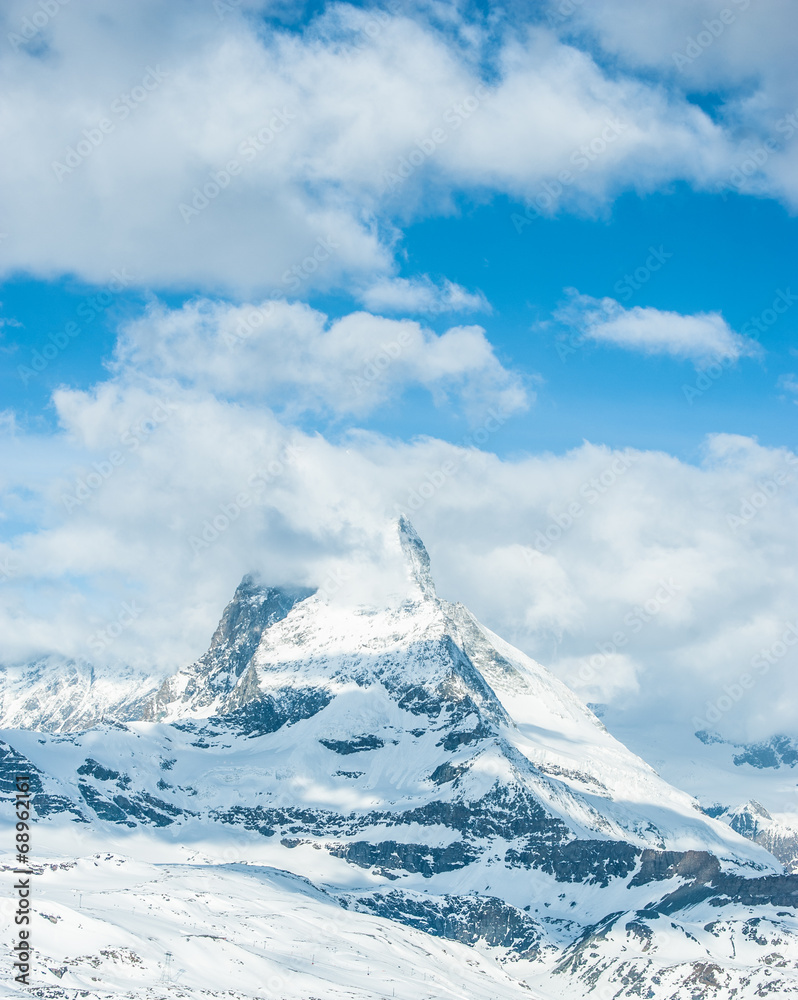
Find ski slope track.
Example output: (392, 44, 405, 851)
(1, 518, 797, 998)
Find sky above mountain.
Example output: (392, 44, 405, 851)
(0, 0, 796, 745)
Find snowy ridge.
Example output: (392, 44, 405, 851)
(709, 801, 798, 874)
(0, 657, 159, 733)
(139, 539, 774, 866)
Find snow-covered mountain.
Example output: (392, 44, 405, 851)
(706, 800, 798, 873)
(2, 517, 797, 998)
(0, 656, 159, 732)
(603, 715, 798, 875)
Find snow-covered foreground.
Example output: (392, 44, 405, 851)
(0, 855, 545, 1000)
(4, 850, 798, 1000)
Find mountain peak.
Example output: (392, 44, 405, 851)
(396, 515, 437, 600)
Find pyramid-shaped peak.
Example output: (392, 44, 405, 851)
(396, 515, 437, 600)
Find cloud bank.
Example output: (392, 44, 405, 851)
(1, 0, 796, 758)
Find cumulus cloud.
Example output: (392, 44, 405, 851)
(546, 0, 796, 95)
(554, 292, 761, 364)
(111, 298, 527, 419)
(0, 0, 754, 294)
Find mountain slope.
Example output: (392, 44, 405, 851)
(136, 518, 773, 871)
(0, 855, 543, 999)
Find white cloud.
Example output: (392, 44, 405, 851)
(554, 292, 761, 364)
(546, 0, 796, 95)
(358, 277, 490, 315)
(778, 373, 798, 400)
(0, 0, 761, 294)
(111, 298, 528, 419)
(0, 410, 17, 435)
(546, 0, 798, 204)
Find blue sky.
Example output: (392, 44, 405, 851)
(0, 0, 796, 742)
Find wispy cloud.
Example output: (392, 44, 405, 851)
(555, 291, 761, 365)
(358, 276, 490, 315)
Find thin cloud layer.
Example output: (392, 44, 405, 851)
(358, 277, 490, 315)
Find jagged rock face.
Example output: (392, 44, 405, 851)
(143, 578, 314, 722)
(733, 735, 798, 770)
(1, 518, 797, 998)
(697, 729, 798, 770)
(709, 801, 798, 874)
(695, 731, 798, 872)
(121, 541, 770, 883)
(397, 514, 437, 600)
(198, 577, 316, 679)
(344, 889, 551, 960)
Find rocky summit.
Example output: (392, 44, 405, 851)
(1, 517, 797, 998)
